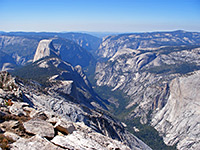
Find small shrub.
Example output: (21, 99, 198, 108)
(0, 134, 15, 150)
(4, 99, 13, 106)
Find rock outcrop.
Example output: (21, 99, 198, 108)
(54, 120, 76, 135)
(3, 132, 21, 141)
(23, 119, 55, 138)
(33, 39, 59, 62)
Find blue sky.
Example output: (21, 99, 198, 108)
(0, 0, 199, 32)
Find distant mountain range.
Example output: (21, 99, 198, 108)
(0, 31, 101, 52)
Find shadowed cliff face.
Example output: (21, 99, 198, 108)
(0, 51, 16, 71)
(52, 38, 95, 67)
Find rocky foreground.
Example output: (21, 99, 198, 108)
(0, 71, 151, 150)
(0, 101, 130, 150)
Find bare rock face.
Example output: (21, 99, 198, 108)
(151, 71, 200, 150)
(48, 79, 78, 100)
(33, 39, 59, 62)
(10, 135, 64, 150)
(23, 119, 55, 138)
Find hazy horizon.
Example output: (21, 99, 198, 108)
(0, 0, 200, 33)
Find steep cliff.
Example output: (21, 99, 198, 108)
(33, 39, 59, 62)
(151, 71, 200, 150)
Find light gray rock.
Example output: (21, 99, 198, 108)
(4, 131, 21, 141)
(0, 98, 4, 106)
(51, 135, 77, 149)
(23, 119, 55, 138)
(23, 106, 35, 114)
(48, 79, 78, 100)
(151, 71, 200, 150)
(10, 135, 64, 150)
(0, 120, 19, 130)
(47, 117, 59, 125)
(22, 82, 152, 149)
